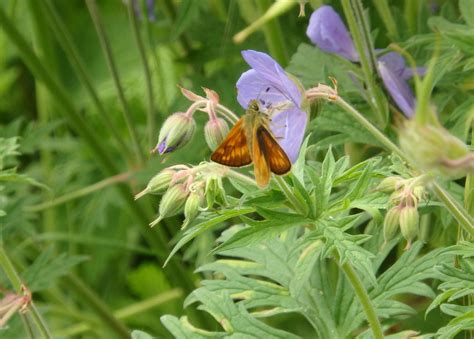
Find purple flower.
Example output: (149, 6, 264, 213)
(377, 52, 424, 118)
(306, 5, 426, 118)
(236, 50, 307, 163)
(306, 5, 358, 62)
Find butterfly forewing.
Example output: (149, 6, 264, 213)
(211, 118, 252, 167)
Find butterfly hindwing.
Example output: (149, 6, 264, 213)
(256, 125, 291, 175)
(211, 118, 252, 167)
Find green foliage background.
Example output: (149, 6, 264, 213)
(0, 0, 473, 338)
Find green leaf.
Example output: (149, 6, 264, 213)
(172, 0, 202, 40)
(131, 330, 155, 339)
(164, 207, 255, 267)
(213, 208, 311, 253)
(23, 248, 88, 292)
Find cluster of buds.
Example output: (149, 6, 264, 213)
(378, 175, 427, 248)
(151, 87, 233, 155)
(0, 285, 31, 328)
(135, 163, 231, 229)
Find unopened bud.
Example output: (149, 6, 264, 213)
(377, 176, 403, 193)
(205, 176, 227, 208)
(182, 189, 205, 229)
(383, 206, 401, 242)
(150, 184, 189, 227)
(154, 112, 196, 154)
(399, 206, 419, 242)
(205, 117, 229, 150)
(135, 169, 174, 200)
(399, 121, 470, 179)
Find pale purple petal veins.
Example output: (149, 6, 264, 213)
(236, 70, 289, 109)
(241, 50, 301, 107)
(270, 107, 308, 163)
(378, 59, 416, 118)
(306, 5, 359, 62)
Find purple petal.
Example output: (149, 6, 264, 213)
(147, 0, 155, 21)
(378, 52, 426, 80)
(157, 138, 167, 154)
(306, 6, 359, 62)
(270, 107, 308, 163)
(241, 50, 302, 107)
(236, 70, 289, 109)
(378, 59, 416, 118)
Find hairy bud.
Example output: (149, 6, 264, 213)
(377, 176, 403, 193)
(399, 206, 419, 243)
(154, 112, 196, 154)
(204, 117, 229, 150)
(135, 169, 174, 200)
(383, 206, 401, 242)
(150, 184, 189, 227)
(399, 121, 471, 178)
(182, 189, 205, 229)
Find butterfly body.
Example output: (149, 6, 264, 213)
(211, 100, 291, 187)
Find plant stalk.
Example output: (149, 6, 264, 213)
(85, 0, 145, 165)
(127, 0, 156, 148)
(339, 257, 384, 339)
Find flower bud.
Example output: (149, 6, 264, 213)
(399, 121, 470, 179)
(204, 117, 229, 150)
(377, 176, 403, 193)
(134, 169, 174, 200)
(182, 189, 204, 229)
(150, 184, 189, 227)
(399, 206, 419, 243)
(383, 206, 401, 242)
(154, 112, 196, 154)
(205, 176, 227, 208)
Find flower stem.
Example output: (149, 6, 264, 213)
(274, 176, 307, 215)
(86, 0, 145, 165)
(371, 0, 399, 40)
(341, 0, 387, 127)
(337, 254, 384, 339)
(334, 96, 402, 158)
(330, 95, 474, 237)
(254, 0, 289, 67)
(0, 247, 52, 338)
(25, 172, 132, 212)
(216, 104, 240, 123)
(127, 0, 156, 149)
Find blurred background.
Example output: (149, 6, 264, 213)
(0, 0, 472, 338)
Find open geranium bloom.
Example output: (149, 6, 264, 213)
(236, 50, 307, 163)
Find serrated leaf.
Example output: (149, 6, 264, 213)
(23, 248, 88, 292)
(213, 208, 311, 253)
(164, 207, 255, 267)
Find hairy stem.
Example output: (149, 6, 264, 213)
(339, 258, 384, 339)
(341, 0, 387, 127)
(274, 176, 307, 215)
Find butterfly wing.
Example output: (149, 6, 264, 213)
(211, 118, 252, 167)
(252, 125, 291, 187)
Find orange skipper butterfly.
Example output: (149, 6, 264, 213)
(211, 99, 291, 187)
